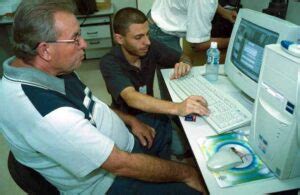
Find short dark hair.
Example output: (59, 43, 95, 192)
(13, 0, 76, 62)
(113, 7, 148, 36)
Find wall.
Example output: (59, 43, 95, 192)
(286, 1, 300, 25)
(240, 0, 269, 11)
(241, 0, 300, 25)
(111, 0, 136, 12)
(137, 0, 154, 14)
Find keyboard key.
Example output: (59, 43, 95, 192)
(169, 74, 252, 134)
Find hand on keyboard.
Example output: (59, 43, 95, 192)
(169, 74, 252, 134)
(176, 95, 209, 116)
(170, 62, 191, 80)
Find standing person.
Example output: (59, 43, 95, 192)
(148, 0, 237, 102)
(211, 0, 240, 43)
(100, 8, 209, 156)
(0, 1, 206, 194)
(148, 0, 237, 53)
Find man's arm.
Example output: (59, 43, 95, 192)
(120, 87, 208, 116)
(216, 5, 237, 23)
(102, 146, 206, 193)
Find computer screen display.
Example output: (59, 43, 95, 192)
(224, 9, 300, 100)
(231, 19, 279, 82)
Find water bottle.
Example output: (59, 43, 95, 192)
(205, 42, 220, 82)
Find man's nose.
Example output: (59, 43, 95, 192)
(144, 36, 151, 46)
(79, 37, 88, 49)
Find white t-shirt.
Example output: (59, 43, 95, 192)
(151, 0, 218, 43)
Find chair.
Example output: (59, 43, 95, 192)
(7, 151, 59, 195)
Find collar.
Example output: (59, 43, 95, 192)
(2, 56, 66, 95)
(112, 46, 147, 72)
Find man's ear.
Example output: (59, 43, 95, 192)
(114, 33, 124, 45)
(36, 42, 51, 61)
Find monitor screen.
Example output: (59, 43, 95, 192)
(231, 19, 279, 82)
(224, 9, 300, 100)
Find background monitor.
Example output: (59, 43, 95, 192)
(224, 8, 300, 100)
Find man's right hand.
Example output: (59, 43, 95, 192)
(176, 95, 209, 116)
(184, 167, 207, 194)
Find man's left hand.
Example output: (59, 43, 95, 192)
(170, 62, 191, 80)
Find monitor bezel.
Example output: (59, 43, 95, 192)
(224, 8, 300, 100)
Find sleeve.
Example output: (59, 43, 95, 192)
(186, 0, 218, 43)
(151, 39, 181, 69)
(24, 107, 114, 178)
(99, 54, 133, 103)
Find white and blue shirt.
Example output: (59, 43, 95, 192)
(0, 57, 134, 195)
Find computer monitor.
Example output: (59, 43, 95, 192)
(224, 8, 300, 100)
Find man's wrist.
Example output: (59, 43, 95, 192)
(179, 55, 192, 66)
(171, 102, 181, 116)
(126, 115, 138, 127)
(180, 59, 192, 66)
(182, 165, 198, 183)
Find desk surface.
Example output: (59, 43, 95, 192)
(161, 66, 300, 195)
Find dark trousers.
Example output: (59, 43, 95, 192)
(107, 115, 200, 195)
(134, 113, 173, 159)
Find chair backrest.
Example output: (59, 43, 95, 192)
(7, 152, 59, 195)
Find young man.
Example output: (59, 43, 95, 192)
(0, 1, 205, 194)
(100, 8, 209, 155)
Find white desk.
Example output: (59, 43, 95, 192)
(161, 66, 300, 195)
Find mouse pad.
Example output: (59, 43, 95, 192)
(198, 133, 274, 188)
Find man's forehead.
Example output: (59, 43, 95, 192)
(126, 22, 149, 35)
(54, 11, 79, 36)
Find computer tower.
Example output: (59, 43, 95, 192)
(249, 44, 300, 179)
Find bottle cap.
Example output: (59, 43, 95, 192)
(211, 42, 218, 49)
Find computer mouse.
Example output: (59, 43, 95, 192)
(207, 147, 243, 172)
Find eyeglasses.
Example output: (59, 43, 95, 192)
(46, 32, 82, 46)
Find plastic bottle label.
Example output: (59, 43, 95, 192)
(207, 56, 219, 64)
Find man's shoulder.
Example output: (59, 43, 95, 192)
(22, 84, 75, 116)
(100, 46, 123, 64)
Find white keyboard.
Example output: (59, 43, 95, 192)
(169, 74, 252, 134)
